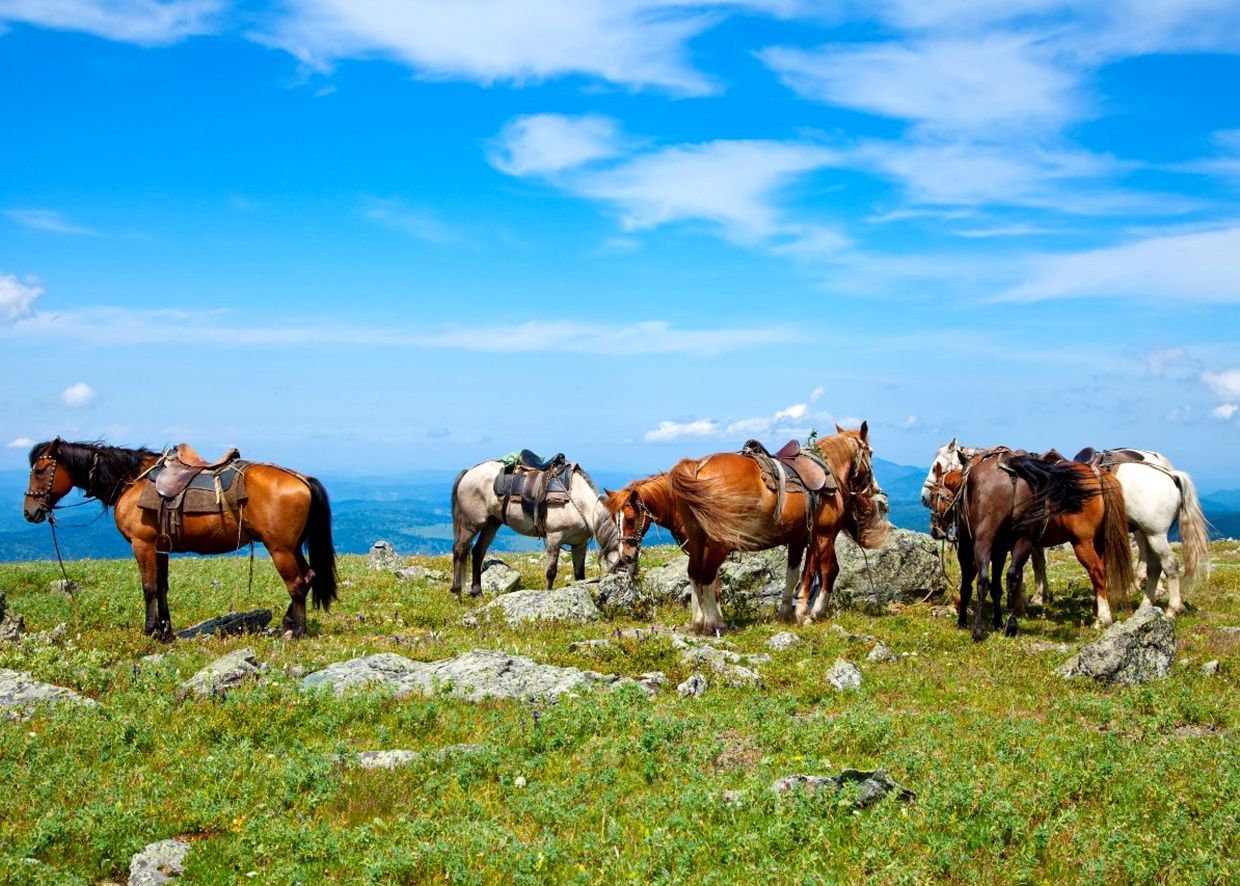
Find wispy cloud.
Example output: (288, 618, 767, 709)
(5, 436, 33, 449)
(4, 208, 100, 236)
(0, 273, 42, 322)
(60, 382, 96, 407)
(489, 114, 622, 177)
(360, 198, 457, 244)
(0, 0, 223, 45)
(644, 418, 719, 442)
(1203, 369, 1240, 401)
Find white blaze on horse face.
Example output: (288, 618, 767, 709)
(922, 442, 963, 507)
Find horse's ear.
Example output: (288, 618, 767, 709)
(49, 438, 61, 455)
(835, 423, 844, 434)
(948, 437, 957, 451)
(604, 488, 615, 497)
(859, 420, 868, 441)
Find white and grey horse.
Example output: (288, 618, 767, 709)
(450, 460, 624, 595)
(923, 439, 1210, 615)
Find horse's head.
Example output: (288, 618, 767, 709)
(922, 437, 964, 507)
(604, 485, 650, 578)
(830, 421, 891, 549)
(926, 463, 963, 541)
(23, 438, 74, 524)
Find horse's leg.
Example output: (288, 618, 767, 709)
(451, 519, 478, 596)
(1030, 546, 1050, 606)
(469, 518, 501, 597)
(1073, 537, 1112, 627)
(1147, 532, 1184, 616)
(1133, 532, 1156, 611)
(153, 551, 173, 642)
(956, 538, 975, 630)
(972, 541, 993, 642)
(688, 545, 729, 634)
(132, 538, 162, 637)
(543, 536, 562, 589)
(780, 541, 804, 623)
(990, 547, 1007, 630)
(269, 546, 312, 639)
(1004, 539, 1032, 637)
(570, 541, 588, 583)
(808, 538, 840, 622)
(795, 541, 816, 624)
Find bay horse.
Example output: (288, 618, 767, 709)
(23, 439, 337, 640)
(928, 452, 1133, 640)
(612, 424, 889, 633)
(450, 460, 623, 595)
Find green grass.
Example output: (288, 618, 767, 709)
(2, 542, 1238, 884)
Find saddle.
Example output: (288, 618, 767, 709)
(742, 439, 837, 529)
(493, 451, 571, 536)
(1073, 446, 1146, 470)
(138, 444, 248, 553)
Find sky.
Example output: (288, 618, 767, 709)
(1, 1, 1238, 487)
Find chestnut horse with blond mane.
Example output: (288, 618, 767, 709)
(23, 439, 337, 641)
(607, 424, 890, 632)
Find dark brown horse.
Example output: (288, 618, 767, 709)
(928, 452, 1133, 640)
(23, 439, 337, 640)
(609, 425, 890, 632)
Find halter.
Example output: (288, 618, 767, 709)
(927, 478, 963, 542)
(25, 453, 60, 509)
(617, 495, 653, 547)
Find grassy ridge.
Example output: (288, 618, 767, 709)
(1, 544, 1238, 884)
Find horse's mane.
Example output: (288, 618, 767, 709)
(1007, 455, 1098, 532)
(816, 432, 890, 549)
(815, 434, 856, 474)
(32, 439, 158, 506)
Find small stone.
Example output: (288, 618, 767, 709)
(368, 540, 403, 572)
(141, 653, 165, 665)
(354, 750, 420, 770)
(1058, 607, 1176, 686)
(637, 672, 666, 696)
(722, 789, 744, 807)
(771, 769, 915, 808)
(1201, 660, 1220, 676)
(0, 669, 97, 720)
(825, 658, 862, 691)
(286, 665, 307, 679)
(177, 648, 260, 700)
(0, 612, 25, 643)
(568, 638, 613, 652)
(867, 643, 898, 663)
(210, 580, 222, 589)
(768, 632, 799, 650)
(49, 579, 79, 595)
(480, 560, 521, 595)
(128, 838, 189, 886)
(37, 623, 67, 645)
(678, 674, 708, 698)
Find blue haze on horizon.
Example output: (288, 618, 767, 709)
(1, 1, 1238, 489)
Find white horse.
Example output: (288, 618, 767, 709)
(450, 460, 624, 595)
(923, 439, 1210, 615)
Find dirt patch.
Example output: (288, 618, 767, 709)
(1170, 723, 1227, 740)
(713, 730, 762, 772)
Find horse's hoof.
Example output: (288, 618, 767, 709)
(468, 587, 483, 598)
(282, 628, 297, 641)
(971, 629, 986, 643)
(1004, 620, 1019, 638)
(777, 607, 796, 624)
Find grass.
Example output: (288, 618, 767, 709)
(1, 541, 1238, 884)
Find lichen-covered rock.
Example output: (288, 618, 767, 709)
(768, 631, 799, 651)
(0, 669, 97, 720)
(825, 658, 862, 691)
(177, 647, 260, 700)
(128, 838, 189, 885)
(466, 587, 600, 626)
(350, 744, 485, 769)
(1058, 607, 1175, 686)
(831, 529, 947, 613)
(591, 572, 646, 613)
(867, 643, 898, 663)
(480, 559, 520, 595)
(771, 769, 915, 807)
(672, 635, 768, 687)
(1, 611, 24, 643)
(639, 555, 692, 604)
(49, 579, 79, 595)
(678, 674, 708, 697)
(301, 649, 618, 702)
(368, 540, 404, 572)
(394, 565, 445, 583)
(176, 609, 271, 640)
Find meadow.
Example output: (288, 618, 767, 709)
(1, 541, 1237, 885)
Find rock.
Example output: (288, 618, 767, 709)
(141, 653, 165, 665)
(592, 572, 646, 613)
(466, 587, 600, 626)
(368, 540, 404, 572)
(1201, 660, 1220, 677)
(1058, 607, 1176, 686)
(0, 669, 97, 720)
(568, 638, 613, 652)
(37, 623, 67, 645)
(301, 649, 618, 702)
(830, 529, 947, 613)
(867, 643, 898, 663)
(768, 631, 800, 650)
(480, 559, 520, 595)
(722, 789, 744, 806)
(394, 565, 445, 583)
(672, 635, 767, 687)
(210, 580, 223, 589)
(639, 555, 692, 604)
(825, 658, 862, 691)
(49, 579, 79, 595)
(128, 838, 189, 886)
(636, 672, 666, 696)
(1, 611, 25, 642)
(175, 609, 271, 640)
(353, 750, 419, 770)
(678, 674, 708, 697)
(771, 769, 915, 808)
(1022, 640, 1073, 655)
(177, 647, 260, 700)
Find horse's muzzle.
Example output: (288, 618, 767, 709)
(23, 505, 47, 524)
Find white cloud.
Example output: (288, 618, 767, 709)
(997, 226, 1240, 303)
(255, 1, 792, 94)
(360, 198, 456, 244)
(0, 0, 222, 45)
(1211, 403, 1238, 420)
(60, 382, 96, 407)
(901, 415, 919, 429)
(810, 385, 824, 401)
(774, 402, 806, 421)
(644, 418, 719, 442)
(490, 114, 621, 177)
(0, 273, 41, 322)
(5, 436, 33, 449)
(4, 208, 99, 236)
(1203, 369, 1240, 401)
(1145, 347, 1185, 377)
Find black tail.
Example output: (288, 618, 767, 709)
(303, 476, 338, 611)
(1008, 455, 1098, 532)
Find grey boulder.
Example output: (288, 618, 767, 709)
(177, 647, 260, 700)
(771, 769, 915, 807)
(466, 587, 600, 626)
(368, 540, 404, 572)
(1058, 606, 1176, 686)
(830, 529, 947, 613)
(0, 668, 97, 720)
(480, 560, 521, 595)
(825, 658, 862, 691)
(129, 838, 189, 886)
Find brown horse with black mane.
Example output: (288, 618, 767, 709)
(928, 451, 1133, 640)
(23, 439, 337, 640)
(607, 424, 890, 632)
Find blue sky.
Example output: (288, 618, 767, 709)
(1, 1, 1238, 486)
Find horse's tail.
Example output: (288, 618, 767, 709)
(450, 468, 468, 530)
(1100, 471, 1135, 608)
(1173, 469, 1211, 587)
(1009, 456, 1097, 532)
(303, 476, 338, 611)
(665, 459, 768, 550)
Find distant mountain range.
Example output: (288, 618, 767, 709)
(1, 460, 1236, 562)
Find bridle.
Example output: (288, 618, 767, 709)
(927, 476, 963, 542)
(617, 495, 653, 549)
(25, 453, 62, 513)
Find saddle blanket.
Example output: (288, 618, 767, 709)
(138, 459, 249, 515)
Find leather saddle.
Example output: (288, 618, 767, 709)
(493, 451, 571, 535)
(1073, 446, 1146, 469)
(155, 443, 242, 499)
(742, 439, 837, 529)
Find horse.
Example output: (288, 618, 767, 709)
(925, 439, 1209, 614)
(604, 472, 685, 578)
(23, 439, 337, 640)
(927, 452, 1134, 640)
(612, 424, 889, 633)
(450, 459, 623, 595)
